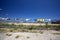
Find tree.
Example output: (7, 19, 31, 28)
(45, 22, 48, 30)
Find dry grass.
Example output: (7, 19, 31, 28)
(15, 35, 20, 38)
(6, 33, 12, 36)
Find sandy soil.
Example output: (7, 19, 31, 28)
(7, 23, 60, 26)
(0, 30, 60, 40)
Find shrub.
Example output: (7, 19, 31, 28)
(40, 31, 43, 34)
(52, 33, 60, 35)
(15, 35, 19, 38)
(21, 29, 28, 32)
(9, 30, 13, 32)
(29, 30, 38, 33)
(0, 28, 5, 32)
(6, 33, 12, 36)
(27, 36, 30, 39)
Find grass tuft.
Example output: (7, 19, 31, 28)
(15, 35, 20, 38)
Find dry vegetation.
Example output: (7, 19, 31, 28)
(0, 23, 60, 33)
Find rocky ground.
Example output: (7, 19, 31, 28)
(0, 30, 60, 40)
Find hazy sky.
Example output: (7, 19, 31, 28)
(0, 0, 60, 19)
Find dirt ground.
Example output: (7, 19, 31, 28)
(0, 30, 60, 40)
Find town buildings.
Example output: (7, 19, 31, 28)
(0, 17, 51, 23)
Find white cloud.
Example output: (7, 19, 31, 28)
(26, 19, 30, 21)
(1, 18, 7, 20)
(48, 19, 51, 21)
(0, 8, 3, 10)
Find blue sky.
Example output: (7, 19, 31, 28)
(0, 0, 60, 19)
